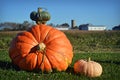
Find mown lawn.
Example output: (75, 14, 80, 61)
(0, 50, 120, 80)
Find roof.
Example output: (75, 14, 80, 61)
(87, 24, 105, 27)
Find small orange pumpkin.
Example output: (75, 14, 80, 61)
(74, 58, 102, 77)
(9, 24, 73, 72)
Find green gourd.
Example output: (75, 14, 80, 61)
(30, 8, 51, 24)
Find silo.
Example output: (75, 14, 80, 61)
(71, 20, 76, 28)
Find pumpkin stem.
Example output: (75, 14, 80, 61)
(88, 57, 91, 62)
(41, 50, 45, 72)
(37, 43, 46, 72)
(37, 43, 46, 52)
(38, 8, 42, 13)
(37, 8, 42, 22)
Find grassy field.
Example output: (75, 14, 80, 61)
(64, 30, 120, 53)
(0, 30, 120, 80)
(0, 30, 120, 53)
(0, 50, 120, 80)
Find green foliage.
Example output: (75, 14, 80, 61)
(0, 31, 120, 53)
(0, 30, 120, 80)
(0, 50, 120, 80)
(0, 32, 16, 49)
(64, 31, 120, 53)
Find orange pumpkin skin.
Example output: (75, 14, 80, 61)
(9, 24, 73, 72)
(74, 58, 102, 77)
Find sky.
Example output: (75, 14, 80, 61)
(0, 0, 120, 30)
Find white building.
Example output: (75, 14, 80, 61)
(79, 24, 106, 31)
(55, 27, 69, 30)
(54, 26, 70, 30)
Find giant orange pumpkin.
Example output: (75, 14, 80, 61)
(9, 24, 73, 72)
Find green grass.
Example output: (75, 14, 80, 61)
(0, 31, 120, 53)
(0, 50, 120, 80)
(64, 30, 120, 53)
(0, 30, 120, 80)
(0, 31, 16, 49)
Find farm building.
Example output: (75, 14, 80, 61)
(79, 24, 106, 31)
(54, 26, 70, 30)
(55, 27, 69, 30)
(55, 20, 76, 30)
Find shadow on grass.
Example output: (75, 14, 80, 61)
(0, 60, 20, 71)
(66, 66, 87, 78)
(65, 66, 78, 76)
(66, 67, 74, 73)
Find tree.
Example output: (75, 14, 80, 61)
(47, 23, 55, 27)
(22, 21, 30, 30)
(79, 24, 88, 30)
(112, 25, 120, 30)
(60, 23, 69, 27)
(0, 21, 34, 31)
(20, 21, 34, 30)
